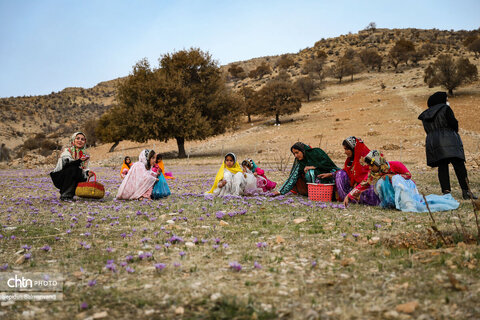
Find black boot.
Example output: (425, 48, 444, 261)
(462, 190, 478, 200)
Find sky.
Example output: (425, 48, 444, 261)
(0, 0, 479, 98)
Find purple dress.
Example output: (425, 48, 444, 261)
(335, 170, 380, 206)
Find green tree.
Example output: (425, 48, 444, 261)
(101, 49, 242, 158)
(257, 78, 302, 125)
(424, 54, 478, 95)
(96, 104, 130, 152)
(302, 55, 326, 81)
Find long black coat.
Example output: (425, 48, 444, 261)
(418, 103, 465, 167)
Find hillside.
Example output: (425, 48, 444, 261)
(1, 27, 479, 161)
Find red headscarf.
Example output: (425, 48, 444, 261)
(343, 137, 370, 186)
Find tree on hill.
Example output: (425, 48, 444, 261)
(330, 49, 362, 82)
(256, 77, 302, 125)
(238, 86, 258, 123)
(302, 54, 327, 81)
(389, 39, 416, 70)
(248, 62, 272, 79)
(424, 54, 478, 95)
(467, 38, 480, 58)
(276, 54, 295, 70)
(365, 22, 377, 33)
(98, 49, 242, 158)
(359, 48, 383, 71)
(295, 75, 319, 102)
(227, 63, 247, 80)
(96, 104, 130, 152)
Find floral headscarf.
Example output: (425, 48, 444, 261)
(364, 150, 389, 183)
(343, 136, 357, 151)
(67, 132, 88, 169)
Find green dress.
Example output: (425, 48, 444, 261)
(279, 145, 339, 195)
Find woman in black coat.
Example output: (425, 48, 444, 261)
(418, 92, 477, 199)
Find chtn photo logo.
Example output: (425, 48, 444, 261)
(7, 275, 33, 288)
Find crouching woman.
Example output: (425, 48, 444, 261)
(50, 132, 94, 201)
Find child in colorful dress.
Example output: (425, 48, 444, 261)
(116, 149, 158, 200)
(206, 153, 246, 197)
(242, 159, 277, 192)
(120, 156, 132, 179)
(241, 160, 264, 194)
(155, 154, 175, 180)
(344, 150, 459, 212)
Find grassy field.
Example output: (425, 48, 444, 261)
(0, 163, 479, 319)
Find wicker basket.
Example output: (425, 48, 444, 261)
(307, 183, 334, 202)
(75, 173, 105, 199)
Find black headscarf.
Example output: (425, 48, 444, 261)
(427, 92, 447, 108)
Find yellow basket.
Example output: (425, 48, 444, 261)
(75, 174, 105, 199)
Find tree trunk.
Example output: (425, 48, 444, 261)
(448, 88, 454, 96)
(247, 114, 251, 123)
(109, 141, 119, 153)
(275, 113, 280, 125)
(351, 74, 354, 82)
(176, 137, 186, 158)
(306, 93, 310, 102)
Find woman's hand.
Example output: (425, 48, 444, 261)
(219, 180, 227, 188)
(253, 172, 258, 177)
(343, 196, 350, 207)
(317, 173, 333, 179)
(272, 191, 281, 197)
(88, 171, 94, 177)
(304, 166, 315, 173)
(80, 155, 90, 161)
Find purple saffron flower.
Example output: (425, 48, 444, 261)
(173, 262, 181, 268)
(352, 233, 360, 238)
(24, 253, 32, 260)
(22, 245, 32, 251)
(88, 279, 96, 287)
(179, 251, 186, 257)
(253, 261, 262, 269)
(341, 233, 347, 238)
(125, 266, 135, 273)
(106, 247, 113, 253)
(154, 263, 166, 270)
(229, 261, 242, 272)
(80, 302, 88, 310)
(212, 244, 219, 250)
(311, 260, 317, 268)
(41, 245, 51, 252)
(223, 243, 229, 249)
(374, 224, 382, 229)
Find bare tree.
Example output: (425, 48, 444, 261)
(424, 54, 478, 95)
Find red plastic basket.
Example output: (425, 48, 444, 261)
(307, 183, 334, 202)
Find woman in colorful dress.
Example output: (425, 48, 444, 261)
(116, 149, 158, 200)
(50, 132, 94, 201)
(242, 158, 276, 192)
(320, 136, 379, 205)
(274, 142, 339, 196)
(155, 154, 175, 180)
(344, 150, 459, 212)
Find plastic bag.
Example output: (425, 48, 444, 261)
(151, 173, 171, 199)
